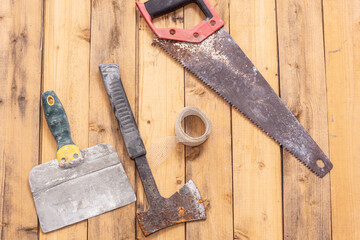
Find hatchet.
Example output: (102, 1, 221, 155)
(99, 64, 206, 236)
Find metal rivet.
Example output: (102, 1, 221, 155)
(47, 96, 54, 105)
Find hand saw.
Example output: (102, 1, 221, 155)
(136, 0, 333, 177)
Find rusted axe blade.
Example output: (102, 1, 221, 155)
(137, 180, 206, 235)
(99, 64, 206, 236)
(135, 156, 206, 236)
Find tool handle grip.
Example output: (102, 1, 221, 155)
(42, 91, 82, 167)
(42, 91, 75, 149)
(144, 0, 213, 19)
(99, 64, 146, 159)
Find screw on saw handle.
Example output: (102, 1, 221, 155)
(99, 64, 146, 160)
(136, 0, 224, 42)
(42, 91, 83, 168)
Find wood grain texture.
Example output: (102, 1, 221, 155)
(277, 0, 331, 239)
(88, 0, 136, 239)
(0, 0, 42, 239)
(41, 0, 90, 239)
(184, 1, 233, 239)
(323, 0, 360, 239)
(137, 2, 185, 239)
(230, 0, 283, 239)
(1, 0, 360, 239)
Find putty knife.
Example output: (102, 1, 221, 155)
(29, 90, 136, 233)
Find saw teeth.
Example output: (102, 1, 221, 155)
(154, 38, 325, 177)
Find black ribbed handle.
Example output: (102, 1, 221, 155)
(99, 64, 146, 159)
(144, 0, 213, 20)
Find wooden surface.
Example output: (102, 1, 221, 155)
(231, 1, 282, 239)
(0, 0, 359, 239)
(323, 1, 360, 239)
(277, 0, 332, 239)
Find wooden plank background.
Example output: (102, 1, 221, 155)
(0, 0, 359, 239)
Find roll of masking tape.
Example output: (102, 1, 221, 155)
(175, 106, 212, 147)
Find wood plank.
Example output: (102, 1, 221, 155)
(88, 0, 137, 239)
(137, 2, 185, 239)
(41, 0, 90, 239)
(276, 0, 331, 239)
(323, 0, 360, 239)
(0, 0, 42, 239)
(184, 1, 233, 239)
(230, 0, 283, 239)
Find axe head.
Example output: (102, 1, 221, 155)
(137, 180, 206, 236)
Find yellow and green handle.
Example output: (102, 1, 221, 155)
(42, 90, 82, 168)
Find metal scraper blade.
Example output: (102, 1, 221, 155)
(154, 27, 332, 177)
(29, 143, 136, 233)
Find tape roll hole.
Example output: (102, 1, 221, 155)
(47, 96, 54, 105)
(181, 115, 206, 138)
(316, 159, 325, 168)
(175, 106, 212, 147)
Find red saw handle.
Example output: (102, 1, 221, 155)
(136, 0, 224, 43)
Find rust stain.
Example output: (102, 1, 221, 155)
(176, 219, 187, 224)
(177, 206, 185, 217)
(134, 157, 206, 236)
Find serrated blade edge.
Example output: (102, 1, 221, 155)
(154, 27, 332, 177)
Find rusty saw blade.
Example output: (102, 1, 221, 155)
(136, 0, 333, 177)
